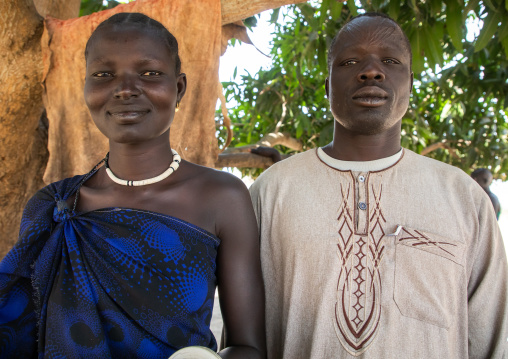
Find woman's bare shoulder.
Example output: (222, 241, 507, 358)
(181, 161, 248, 194)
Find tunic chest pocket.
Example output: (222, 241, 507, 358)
(393, 227, 466, 329)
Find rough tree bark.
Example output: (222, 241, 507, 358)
(0, 0, 308, 258)
(221, 0, 307, 24)
(0, 0, 47, 258)
(34, 0, 81, 19)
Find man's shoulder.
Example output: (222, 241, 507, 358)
(402, 149, 487, 202)
(259, 149, 317, 178)
(402, 149, 471, 180)
(251, 149, 318, 190)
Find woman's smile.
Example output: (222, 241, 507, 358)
(107, 109, 150, 122)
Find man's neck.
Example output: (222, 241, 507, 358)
(323, 124, 402, 161)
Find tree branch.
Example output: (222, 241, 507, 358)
(421, 140, 462, 159)
(34, 0, 81, 19)
(217, 81, 233, 152)
(222, 132, 303, 155)
(215, 152, 290, 168)
(258, 131, 302, 150)
(221, 0, 308, 25)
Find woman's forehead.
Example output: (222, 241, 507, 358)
(91, 24, 162, 44)
(86, 26, 172, 60)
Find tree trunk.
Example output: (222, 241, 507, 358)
(34, 0, 81, 19)
(0, 0, 47, 258)
(221, 0, 308, 24)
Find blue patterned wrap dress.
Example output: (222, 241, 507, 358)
(0, 173, 220, 358)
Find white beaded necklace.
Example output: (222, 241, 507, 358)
(105, 149, 181, 186)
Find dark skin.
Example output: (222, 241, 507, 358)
(79, 25, 266, 358)
(472, 171, 502, 217)
(323, 16, 414, 161)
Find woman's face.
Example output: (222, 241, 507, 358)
(84, 25, 186, 145)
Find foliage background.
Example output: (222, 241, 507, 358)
(219, 0, 508, 177)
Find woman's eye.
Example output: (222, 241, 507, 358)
(92, 72, 112, 78)
(141, 71, 162, 76)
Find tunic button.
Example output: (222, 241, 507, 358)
(358, 175, 365, 182)
(358, 202, 367, 210)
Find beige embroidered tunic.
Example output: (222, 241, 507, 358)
(250, 148, 508, 358)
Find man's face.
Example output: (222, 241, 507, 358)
(473, 171, 493, 189)
(326, 16, 413, 136)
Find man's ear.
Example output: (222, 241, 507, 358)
(325, 77, 329, 98)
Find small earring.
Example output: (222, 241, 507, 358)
(175, 101, 180, 112)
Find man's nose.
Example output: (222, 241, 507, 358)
(357, 61, 385, 82)
(114, 74, 141, 99)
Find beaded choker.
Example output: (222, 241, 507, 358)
(105, 149, 181, 186)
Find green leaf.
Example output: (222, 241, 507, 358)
(465, 0, 480, 13)
(446, 1, 463, 52)
(372, 0, 383, 10)
(482, 0, 497, 11)
(410, 30, 425, 73)
(331, 0, 344, 19)
(388, 0, 401, 20)
(430, 0, 443, 15)
(423, 24, 444, 67)
(501, 35, 508, 58)
(498, 19, 508, 40)
(270, 8, 281, 24)
(347, 0, 358, 17)
(474, 12, 501, 52)
(320, 0, 331, 24)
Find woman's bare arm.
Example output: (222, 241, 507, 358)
(212, 175, 266, 359)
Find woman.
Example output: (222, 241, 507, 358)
(0, 13, 265, 359)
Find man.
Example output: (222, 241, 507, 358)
(250, 13, 508, 358)
(472, 168, 502, 220)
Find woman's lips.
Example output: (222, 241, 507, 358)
(108, 110, 149, 122)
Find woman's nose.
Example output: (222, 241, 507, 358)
(114, 75, 141, 99)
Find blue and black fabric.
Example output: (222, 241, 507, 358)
(0, 170, 220, 358)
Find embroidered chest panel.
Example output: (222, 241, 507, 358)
(333, 174, 386, 355)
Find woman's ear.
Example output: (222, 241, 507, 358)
(176, 73, 187, 102)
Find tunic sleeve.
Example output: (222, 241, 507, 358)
(467, 195, 508, 358)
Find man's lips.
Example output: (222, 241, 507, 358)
(352, 87, 389, 107)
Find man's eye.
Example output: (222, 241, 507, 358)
(383, 59, 399, 64)
(141, 71, 162, 76)
(342, 60, 357, 66)
(92, 72, 112, 78)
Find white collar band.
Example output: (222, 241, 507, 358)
(317, 147, 403, 172)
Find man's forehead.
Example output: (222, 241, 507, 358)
(340, 17, 403, 44)
(331, 16, 410, 58)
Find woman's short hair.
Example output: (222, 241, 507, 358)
(85, 12, 182, 74)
